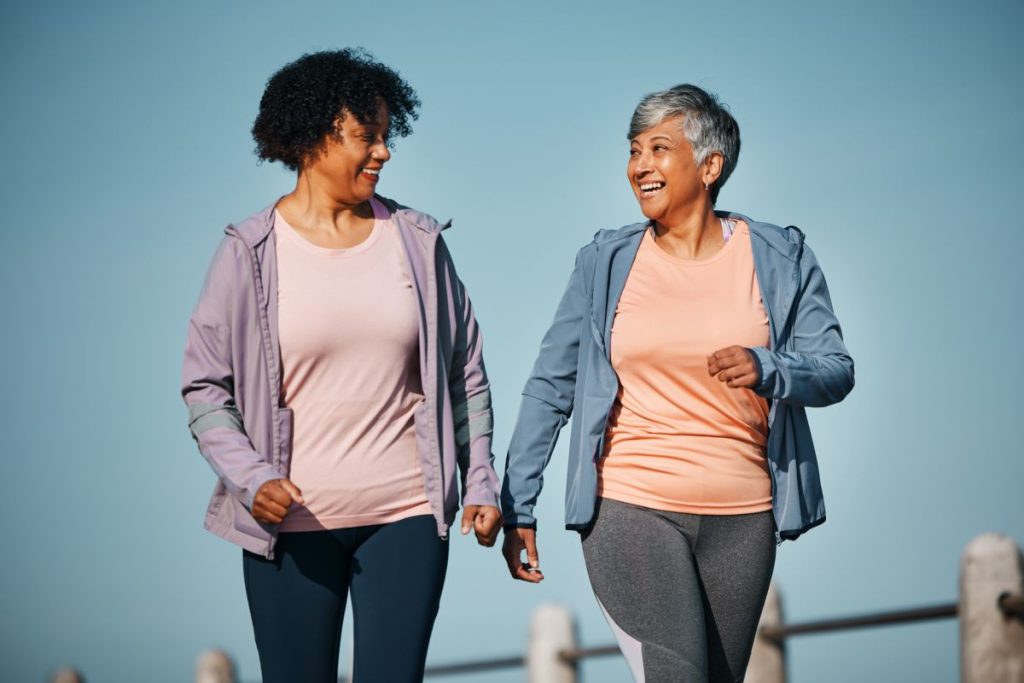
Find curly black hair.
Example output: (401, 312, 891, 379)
(252, 48, 420, 171)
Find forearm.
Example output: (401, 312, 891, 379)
(500, 392, 570, 527)
(749, 346, 854, 407)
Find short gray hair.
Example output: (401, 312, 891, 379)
(628, 84, 740, 204)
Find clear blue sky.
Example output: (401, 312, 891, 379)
(2, 1, 1022, 681)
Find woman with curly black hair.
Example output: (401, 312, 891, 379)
(182, 49, 502, 682)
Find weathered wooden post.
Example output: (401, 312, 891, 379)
(527, 604, 579, 683)
(195, 649, 237, 683)
(960, 532, 1024, 682)
(747, 582, 786, 683)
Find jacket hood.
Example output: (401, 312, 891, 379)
(591, 210, 806, 262)
(224, 194, 449, 247)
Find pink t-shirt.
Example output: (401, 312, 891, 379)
(598, 221, 773, 514)
(275, 198, 432, 531)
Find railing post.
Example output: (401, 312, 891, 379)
(960, 533, 1024, 683)
(195, 649, 237, 683)
(527, 604, 578, 683)
(747, 582, 786, 683)
(47, 669, 85, 683)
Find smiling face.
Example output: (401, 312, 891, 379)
(627, 115, 713, 226)
(306, 102, 392, 206)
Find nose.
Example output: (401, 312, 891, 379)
(372, 138, 391, 163)
(631, 149, 653, 177)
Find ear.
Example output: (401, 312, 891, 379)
(701, 152, 725, 188)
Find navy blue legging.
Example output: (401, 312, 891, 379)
(242, 514, 449, 683)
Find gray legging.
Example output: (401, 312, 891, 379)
(581, 498, 776, 682)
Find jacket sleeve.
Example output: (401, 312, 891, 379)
(749, 243, 855, 407)
(441, 238, 500, 508)
(181, 237, 281, 508)
(501, 247, 591, 528)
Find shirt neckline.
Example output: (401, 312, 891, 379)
(274, 206, 385, 258)
(645, 219, 748, 267)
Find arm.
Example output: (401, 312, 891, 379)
(748, 243, 854, 407)
(181, 237, 281, 509)
(439, 238, 502, 545)
(501, 246, 591, 529)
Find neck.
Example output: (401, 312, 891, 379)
(278, 170, 374, 235)
(652, 198, 721, 260)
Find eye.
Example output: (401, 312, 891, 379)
(653, 144, 667, 152)
(629, 149, 640, 157)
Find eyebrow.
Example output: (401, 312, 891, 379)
(630, 134, 676, 145)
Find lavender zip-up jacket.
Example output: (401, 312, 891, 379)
(182, 195, 499, 559)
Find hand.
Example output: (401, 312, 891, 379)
(502, 527, 543, 583)
(708, 345, 759, 389)
(461, 505, 503, 547)
(251, 478, 304, 525)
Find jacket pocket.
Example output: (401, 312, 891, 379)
(277, 407, 294, 475)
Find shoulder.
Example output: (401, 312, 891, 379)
(374, 194, 449, 233)
(724, 210, 809, 263)
(575, 220, 647, 262)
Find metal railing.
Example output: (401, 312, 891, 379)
(45, 531, 1018, 683)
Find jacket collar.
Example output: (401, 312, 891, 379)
(593, 210, 805, 263)
(225, 193, 448, 248)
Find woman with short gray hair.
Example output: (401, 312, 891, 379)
(501, 84, 853, 681)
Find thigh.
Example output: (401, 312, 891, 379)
(581, 498, 708, 683)
(692, 512, 776, 683)
(349, 515, 449, 683)
(242, 531, 352, 683)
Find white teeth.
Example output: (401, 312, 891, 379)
(363, 168, 379, 175)
(640, 182, 664, 191)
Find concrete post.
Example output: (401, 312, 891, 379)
(527, 604, 579, 683)
(747, 582, 786, 683)
(960, 533, 1024, 683)
(195, 649, 237, 683)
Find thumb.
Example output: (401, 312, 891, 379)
(460, 506, 476, 535)
(524, 532, 540, 568)
(279, 479, 304, 505)
(474, 507, 492, 530)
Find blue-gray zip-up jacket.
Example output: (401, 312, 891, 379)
(501, 212, 854, 541)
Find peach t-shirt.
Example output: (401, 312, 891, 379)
(598, 220, 773, 515)
(275, 198, 432, 531)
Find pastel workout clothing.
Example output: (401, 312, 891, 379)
(275, 197, 432, 532)
(590, 222, 775, 681)
(599, 220, 772, 515)
(582, 498, 775, 683)
(244, 198, 448, 682)
(244, 514, 448, 683)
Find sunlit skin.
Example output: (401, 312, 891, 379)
(503, 115, 761, 581)
(250, 103, 502, 547)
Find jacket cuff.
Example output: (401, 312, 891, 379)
(462, 489, 500, 508)
(245, 467, 283, 510)
(748, 346, 776, 395)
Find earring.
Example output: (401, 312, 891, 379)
(704, 181, 709, 192)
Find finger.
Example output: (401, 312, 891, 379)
(257, 499, 289, 520)
(262, 484, 294, 507)
(708, 350, 737, 375)
(278, 479, 304, 505)
(502, 536, 524, 578)
(727, 371, 759, 388)
(253, 504, 285, 524)
(515, 564, 544, 583)
(461, 506, 477, 535)
(475, 509, 501, 546)
(524, 533, 540, 569)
